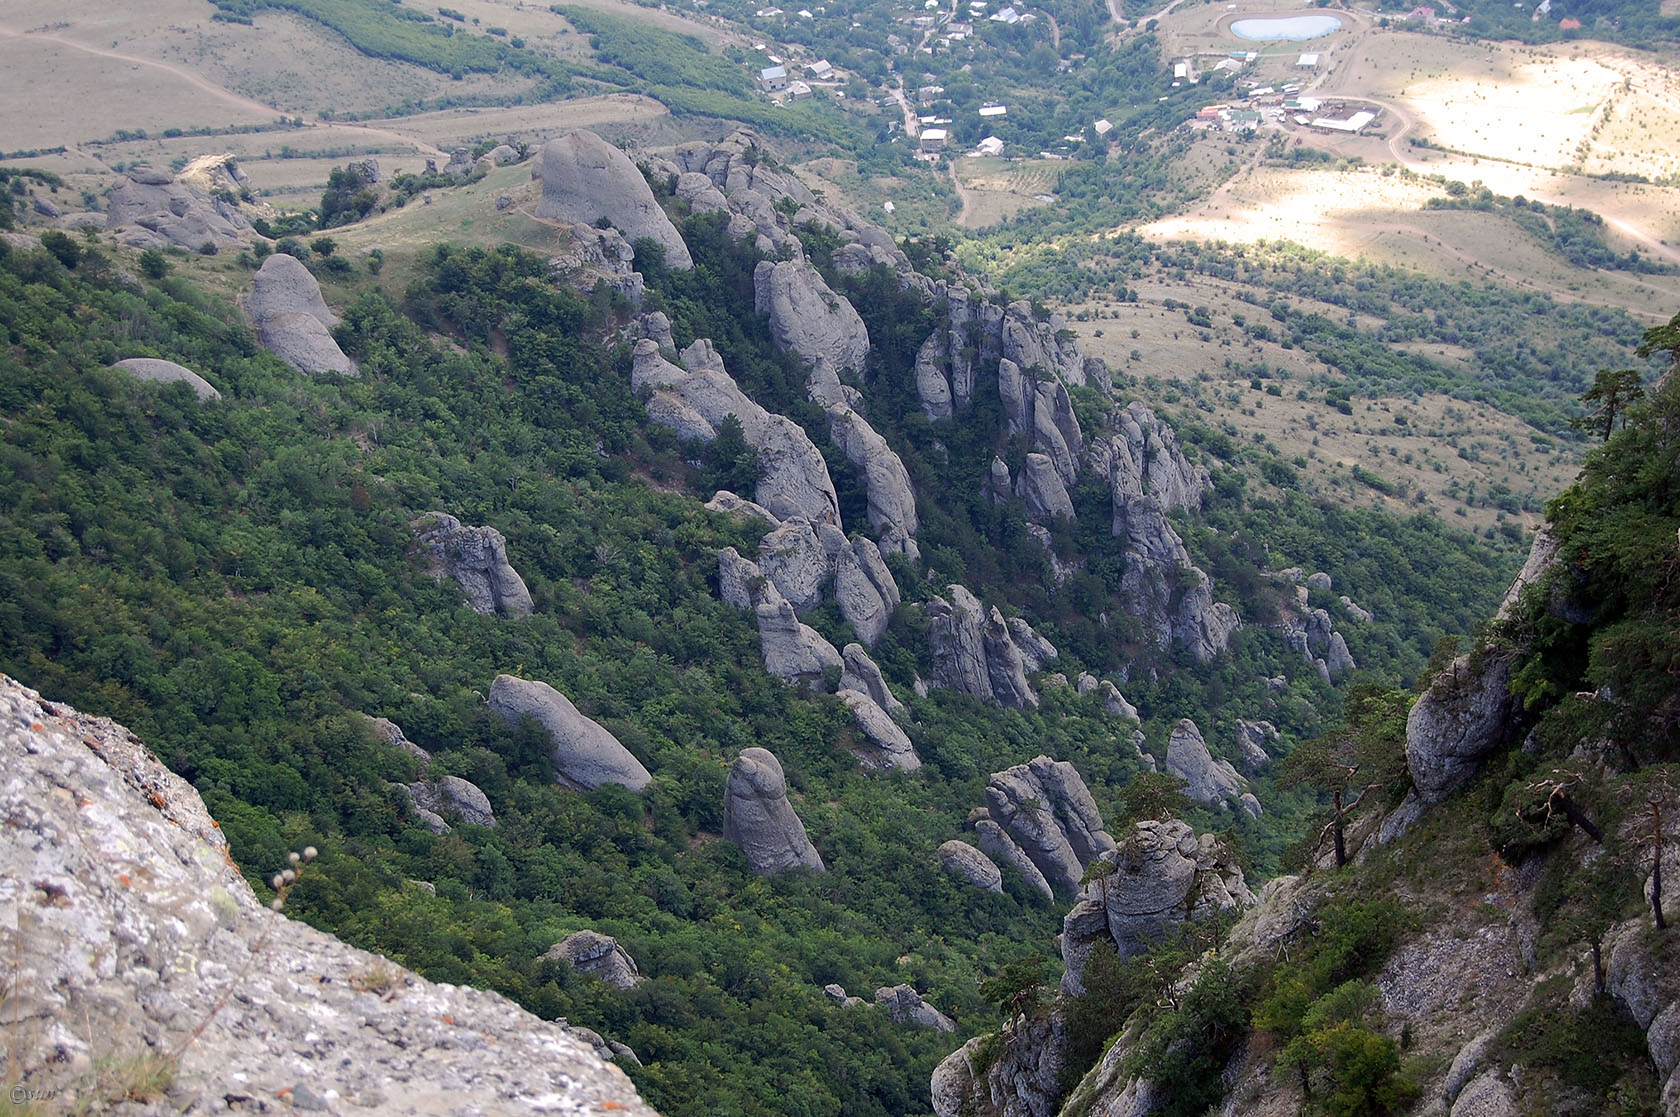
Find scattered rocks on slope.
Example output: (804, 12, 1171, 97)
(407, 775, 496, 828)
(723, 747, 825, 876)
(754, 258, 870, 382)
(110, 357, 221, 401)
(1059, 820, 1255, 996)
(978, 756, 1116, 898)
(875, 985, 957, 1032)
(1165, 718, 1258, 817)
(632, 339, 840, 525)
(534, 131, 692, 269)
(544, 930, 643, 990)
(414, 512, 535, 618)
(245, 253, 354, 375)
(487, 674, 652, 792)
(0, 675, 659, 1116)
(838, 689, 921, 770)
(938, 840, 1004, 894)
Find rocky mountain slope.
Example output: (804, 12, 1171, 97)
(0, 674, 659, 1115)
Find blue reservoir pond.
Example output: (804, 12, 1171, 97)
(1230, 14, 1343, 39)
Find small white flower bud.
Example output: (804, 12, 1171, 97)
(303, 846, 318, 861)
(282, 869, 296, 885)
(271, 875, 285, 890)
(270, 898, 284, 911)
(289, 852, 301, 865)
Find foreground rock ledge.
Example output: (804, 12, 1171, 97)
(0, 674, 660, 1116)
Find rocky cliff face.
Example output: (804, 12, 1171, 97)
(973, 756, 1117, 899)
(414, 512, 535, 618)
(535, 131, 693, 269)
(0, 675, 658, 1115)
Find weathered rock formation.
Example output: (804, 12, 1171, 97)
(723, 747, 825, 876)
(245, 253, 354, 375)
(838, 689, 919, 769)
(487, 674, 652, 792)
(550, 222, 645, 307)
(633, 338, 840, 525)
(754, 258, 870, 381)
(756, 597, 844, 685)
(875, 985, 957, 1032)
(932, 1011, 1066, 1117)
(1017, 452, 1075, 521)
(110, 357, 221, 401)
(105, 165, 249, 251)
(826, 405, 919, 556)
(545, 930, 643, 990)
(406, 775, 496, 828)
(366, 715, 431, 762)
(0, 675, 658, 1115)
(1111, 495, 1240, 663)
(926, 585, 1054, 709)
(976, 756, 1116, 898)
(840, 643, 903, 712)
(1091, 402, 1209, 514)
(535, 131, 692, 269)
(1059, 820, 1256, 996)
(1233, 719, 1278, 775)
(414, 512, 534, 618)
(1165, 718, 1258, 817)
(974, 816, 1054, 899)
(1405, 651, 1518, 804)
(938, 839, 1004, 894)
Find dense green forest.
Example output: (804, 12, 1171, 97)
(0, 206, 1522, 1112)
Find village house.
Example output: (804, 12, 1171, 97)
(759, 64, 788, 92)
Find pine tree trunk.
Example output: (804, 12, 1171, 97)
(1332, 788, 1347, 869)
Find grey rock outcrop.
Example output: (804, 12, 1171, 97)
(633, 339, 840, 525)
(110, 357, 221, 401)
(1001, 299, 1089, 387)
(1060, 820, 1255, 996)
(839, 688, 920, 770)
(366, 715, 431, 762)
(1008, 617, 1058, 674)
(487, 674, 652, 792)
(1111, 496, 1238, 662)
(926, 586, 1053, 709)
(932, 1011, 1066, 1117)
(415, 512, 534, 617)
(875, 985, 957, 1032)
(1091, 402, 1210, 513)
(1018, 452, 1075, 521)
(998, 359, 1083, 485)
(984, 607, 1039, 710)
(1450, 1070, 1519, 1117)
(534, 131, 691, 269)
(833, 533, 900, 646)
(1099, 680, 1139, 721)
(550, 222, 645, 308)
(927, 585, 994, 701)
(1233, 719, 1278, 774)
(545, 930, 642, 990)
(406, 775, 496, 828)
(1405, 651, 1518, 804)
(723, 747, 825, 875)
(706, 489, 780, 527)
(245, 253, 354, 375)
(938, 840, 1004, 893)
(0, 675, 659, 1116)
(1165, 719, 1256, 816)
(718, 546, 768, 611)
(105, 166, 249, 251)
(756, 598, 844, 685)
(974, 817, 1054, 899)
(827, 406, 919, 556)
(754, 259, 870, 381)
(915, 331, 955, 420)
(980, 756, 1116, 898)
(758, 518, 831, 610)
(840, 643, 903, 712)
